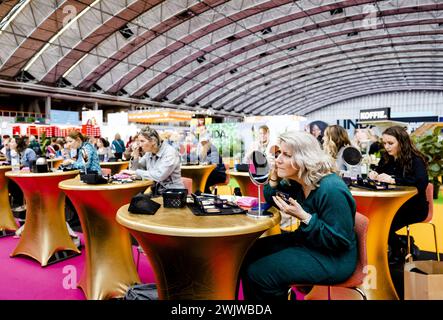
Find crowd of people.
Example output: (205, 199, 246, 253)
(0, 121, 433, 301)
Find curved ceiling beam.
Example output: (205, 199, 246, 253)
(39, 0, 157, 84)
(240, 64, 443, 114)
(265, 72, 443, 113)
(287, 85, 443, 117)
(66, 0, 231, 90)
(0, 0, 29, 31)
(126, 0, 377, 98)
(223, 55, 442, 113)
(210, 46, 443, 111)
(263, 76, 443, 115)
(76, 0, 278, 92)
(216, 39, 443, 112)
(220, 47, 443, 112)
(238, 55, 443, 113)
(0, 0, 74, 77)
(102, 0, 298, 94)
(182, 23, 443, 109)
(154, 4, 442, 105)
(301, 87, 443, 117)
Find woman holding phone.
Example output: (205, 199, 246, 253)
(239, 130, 357, 300)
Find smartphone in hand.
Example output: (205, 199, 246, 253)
(276, 191, 291, 204)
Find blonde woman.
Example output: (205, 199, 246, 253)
(239, 130, 357, 300)
(323, 125, 352, 171)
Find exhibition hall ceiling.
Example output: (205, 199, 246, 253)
(0, 0, 442, 116)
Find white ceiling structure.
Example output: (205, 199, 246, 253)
(0, 0, 442, 117)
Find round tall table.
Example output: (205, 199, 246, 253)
(227, 169, 265, 199)
(48, 158, 63, 170)
(5, 170, 80, 266)
(180, 164, 216, 193)
(100, 161, 130, 175)
(59, 178, 153, 300)
(116, 199, 280, 300)
(0, 166, 17, 233)
(350, 186, 417, 300)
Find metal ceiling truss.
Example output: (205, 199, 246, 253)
(0, 0, 442, 116)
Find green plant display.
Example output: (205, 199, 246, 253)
(206, 123, 244, 159)
(413, 127, 443, 198)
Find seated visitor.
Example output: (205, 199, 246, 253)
(197, 134, 227, 193)
(239, 130, 357, 301)
(121, 126, 184, 194)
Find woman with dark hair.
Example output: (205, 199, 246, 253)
(368, 126, 429, 255)
(5, 136, 37, 212)
(63, 131, 101, 174)
(96, 137, 113, 162)
(6, 136, 37, 168)
(323, 125, 352, 171)
(308, 120, 328, 146)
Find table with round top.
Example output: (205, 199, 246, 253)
(5, 170, 80, 266)
(116, 199, 280, 300)
(0, 165, 17, 233)
(180, 164, 216, 193)
(59, 178, 153, 300)
(47, 158, 63, 170)
(350, 186, 417, 300)
(99, 161, 130, 175)
(226, 169, 265, 199)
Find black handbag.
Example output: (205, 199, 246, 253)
(128, 192, 161, 215)
(80, 172, 108, 184)
(124, 283, 158, 300)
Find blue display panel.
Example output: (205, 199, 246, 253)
(50, 110, 80, 125)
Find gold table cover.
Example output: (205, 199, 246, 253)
(180, 164, 216, 193)
(59, 178, 152, 300)
(47, 158, 63, 170)
(116, 199, 280, 300)
(99, 161, 130, 175)
(5, 170, 80, 266)
(226, 169, 265, 198)
(0, 166, 17, 231)
(350, 186, 417, 300)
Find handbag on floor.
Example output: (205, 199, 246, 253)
(124, 283, 158, 300)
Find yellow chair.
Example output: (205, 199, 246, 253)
(406, 183, 440, 262)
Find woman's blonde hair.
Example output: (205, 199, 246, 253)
(323, 125, 351, 159)
(278, 130, 336, 188)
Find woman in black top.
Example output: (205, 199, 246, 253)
(368, 126, 429, 239)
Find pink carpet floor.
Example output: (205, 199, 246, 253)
(0, 233, 250, 300)
(0, 233, 157, 300)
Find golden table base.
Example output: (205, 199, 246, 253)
(48, 158, 63, 170)
(181, 164, 216, 193)
(117, 201, 280, 300)
(227, 170, 265, 198)
(0, 166, 17, 232)
(100, 161, 130, 175)
(351, 187, 417, 300)
(5, 171, 80, 266)
(59, 178, 152, 300)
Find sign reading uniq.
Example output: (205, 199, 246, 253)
(359, 107, 391, 121)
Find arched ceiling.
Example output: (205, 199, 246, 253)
(0, 0, 442, 117)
